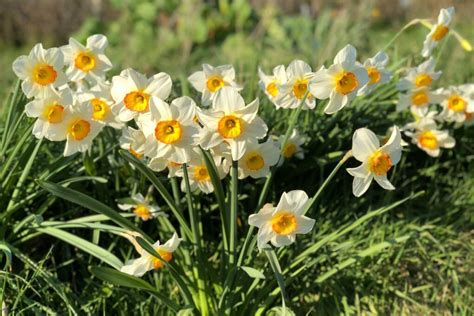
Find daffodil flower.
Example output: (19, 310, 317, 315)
(61, 34, 112, 83)
(309, 44, 368, 114)
(405, 119, 455, 157)
(118, 193, 160, 221)
(422, 7, 455, 58)
(347, 126, 402, 197)
(120, 232, 181, 277)
(397, 57, 442, 92)
(397, 87, 442, 116)
(25, 88, 73, 141)
(57, 101, 103, 157)
(138, 96, 200, 164)
(111, 68, 172, 122)
(198, 87, 268, 161)
(12, 43, 67, 98)
(248, 190, 315, 250)
(119, 126, 146, 159)
(258, 65, 287, 107)
(357, 51, 392, 96)
(188, 64, 242, 106)
(148, 158, 183, 178)
(275, 60, 316, 110)
(230, 139, 280, 179)
(438, 86, 474, 123)
(77, 81, 122, 129)
(278, 129, 306, 160)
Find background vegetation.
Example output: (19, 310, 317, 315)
(0, 0, 473, 314)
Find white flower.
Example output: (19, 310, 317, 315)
(118, 193, 160, 221)
(77, 81, 123, 129)
(56, 100, 103, 157)
(357, 51, 391, 96)
(397, 87, 442, 116)
(230, 139, 280, 179)
(347, 126, 402, 197)
(248, 190, 315, 250)
(422, 7, 455, 58)
(111, 68, 172, 122)
(198, 87, 268, 161)
(278, 129, 306, 160)
(258, 65, 287, 107)
(397, 58, 442, 91)
(274, 60, 316, 109)
(119, 126, 146, 159)
(61, 34, 112, 83)
(120, 232, 181, 277)
(309, 44, 369, 114)
(12, 43, 67, 98)
(405, 119, 455, 157)
(188, 64, 242, 106)
(25, 88, 73, 140)
(175, 148, 226, 194)
(138, 96, 200, 164)
(148, 158, 183, 178)
(438, 86, 474, 123)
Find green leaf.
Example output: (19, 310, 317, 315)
(240, 266, 265, 279)
(0, 241, 12, 269)
(35, 227, 123, 269)
(38, 180, 149, 241)
(90, 266, 180, 312)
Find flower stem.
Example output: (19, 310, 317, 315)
(229, 160, 238, 265)
(382, 19, 423, 52)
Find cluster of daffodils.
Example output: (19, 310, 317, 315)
(12, 6, 473, 278)
(396, 7, 473, 157)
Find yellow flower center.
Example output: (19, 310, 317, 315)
(133, 204, 152, 221)
(282, 143, 297, 158)
(218, 115, 243, 139)
(271, 212, 298, 235)
(44, 104, 65, 123)
(124, 91, 150, 112)
(68, 119, 91, 141)
(415, 74, 432, 87)
(292, 79, 308, 99)
(419, 131, 438, 150)
(411, 90, 429, 106)
(367, 67, 381, 85)
(206, 75, 225, 93)
(334, 71, 358, 95)
(193, 165, 210, 182)
(245, 152, 264, 171)
(432, 25, 449, 41)
(129, 145, 143, 159)
(447, 95, 466, 112)
(154, 120, 182, 144)
(74, 51, 96, 72)
(91, 98, 109, 120)
(151, 250, 173, 270)
(266, 81, 279, 97)
(368, 150, 392, 176)
(32, 64, 57, 86)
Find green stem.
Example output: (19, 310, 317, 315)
(382, 19, 423, 52)
(229, 160, 238, 265)
(170, 177, 182, 208)
(182, 164, 209, 315)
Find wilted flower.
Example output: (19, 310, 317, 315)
(310, 44, 368, 114)
(12, 43, 67, 98)
(188, 64, 242, 106)
(61, 34, 112, 83)
(347, 126, 402, 197)
(248, 190, 315, 250)
(198, 87, 268, 161)
(120, 232, 181, 277)
(118, 193, 160, 221)
(422, 7, 455, 58)
(111, 68, 172, 122)
(275, 60, 316, 110)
